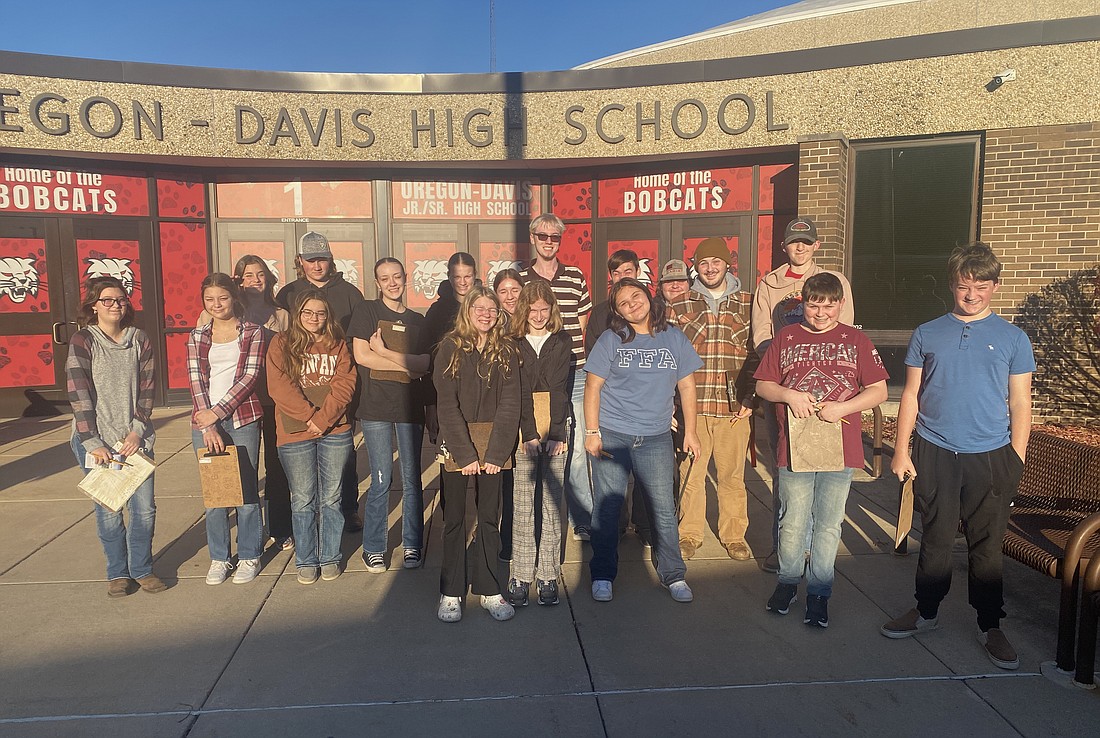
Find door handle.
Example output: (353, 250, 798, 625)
(52, 321, 75, 345)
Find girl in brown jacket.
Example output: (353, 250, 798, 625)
(267, 289, 357, 585)
(433, 286, 520, 622)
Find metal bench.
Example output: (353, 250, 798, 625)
(1001, 431, 1100, 688)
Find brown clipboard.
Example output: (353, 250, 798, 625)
(444, 421, 513, 472)
(894, 476, 915, 552)
(787, 408, 846, 472)
(370, 319, 418, 384)
(532, 391, 551, 443)
(197, 445, 247, 508)
(280, 384, 332, 433)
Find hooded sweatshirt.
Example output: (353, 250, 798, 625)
(266, 333, 357, 445)
(66, 325, 156, 453)
(275, 272, 364, 337)
(751, 260, 854, 357)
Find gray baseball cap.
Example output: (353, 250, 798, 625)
(298, 231, 332, 259)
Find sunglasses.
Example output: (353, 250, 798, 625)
(532, 232, 562, 244)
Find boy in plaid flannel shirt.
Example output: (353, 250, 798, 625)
(669, 238, 757, 562)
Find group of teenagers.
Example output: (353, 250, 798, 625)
(67, 211, 1035, 670)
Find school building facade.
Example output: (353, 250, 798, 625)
(0, 0, 1096, 418)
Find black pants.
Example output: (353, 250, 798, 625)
(499, 468, 514, 556)
(439, 470, 503, 598)
(913, 435, 1025, 630)
(262, 404, 292, 539)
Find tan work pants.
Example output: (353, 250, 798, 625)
(677, 414, 751, 546)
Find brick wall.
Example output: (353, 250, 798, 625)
(797, 137, 849, 270)
(982, 123, 1100, 424)
(982, 123, 1100, 319)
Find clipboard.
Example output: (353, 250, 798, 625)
(532, 391, 551, 443)
(197, 445, 247, 508)
(894, 476, 914, 554)
(786, 408, 845, 472)
(77, 444, 155, 513)
(281, 384, 332, 433)
(443, 421, 513, 472)
(370, 320, 418, 384)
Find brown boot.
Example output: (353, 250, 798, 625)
(724, 541, 753, 561)
(679, 539, 699, 561)
(136, 574, 167, 594)
(107, 578, 133, 598)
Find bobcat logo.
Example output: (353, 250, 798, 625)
(263, 258, 282, 292)
(0, 256, 40, 304)
(85, 258, 136, 295)
(485, 259, 524, 286)
(638, 258, 654, 286)
(412, 259, 450, 300)
(334, 259, 360, 289)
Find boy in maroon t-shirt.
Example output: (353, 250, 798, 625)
(754, 273, 888, 628)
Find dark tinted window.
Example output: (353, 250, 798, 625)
(851, 140, 978, 330)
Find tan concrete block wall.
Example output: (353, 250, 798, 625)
(798, 138, 849, 271)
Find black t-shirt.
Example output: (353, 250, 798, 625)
(346, 299, 428, 424)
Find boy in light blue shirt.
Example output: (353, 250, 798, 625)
(881, 243, 1034, 671)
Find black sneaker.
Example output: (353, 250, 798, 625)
(508, 578, 529, 607)
(804, 595, 829, 628)
(537, 578, 559, 606)
(766, 583, 797, 615)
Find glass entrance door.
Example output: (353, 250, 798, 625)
(592, 215, 752, 304)
(0, 216, 155, 415)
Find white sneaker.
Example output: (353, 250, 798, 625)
(592, 580, 613, 602)
(206, 560, 232, 585)
(480, 594, 515, 621)
(438, 595, 462, 623)
(668, 580, 694, 603)
(232, 558, 260, 584)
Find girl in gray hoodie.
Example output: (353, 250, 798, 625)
(66, 276, 164, 598)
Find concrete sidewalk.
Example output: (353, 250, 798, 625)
(1, 409, 1097, 737)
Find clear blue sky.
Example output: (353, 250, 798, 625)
(3, 0, 792, 74)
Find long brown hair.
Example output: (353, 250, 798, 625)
(509, 280, 564, 338)
(78, 276, 134, 329)
(443, 286, 514, 381)
(201, 272, 245, 320)
(280, 289, 343, 383)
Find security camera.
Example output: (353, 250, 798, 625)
(986, 69, 1016, 93)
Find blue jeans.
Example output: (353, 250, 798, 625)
(589, 427, 685, 587)
(564, 370, 593, 530)
(71, 436, 156, 581)
(361, 420, 425, 554)
(191, 422, 264, 562)
(278, 430, 352, 568)
(776, 467, 855, 598)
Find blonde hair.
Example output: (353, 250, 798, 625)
(280, 289, 343, 383)
(443, 286, 514, 381)
(509, 280, 564, 337)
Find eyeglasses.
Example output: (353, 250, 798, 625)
(96, 297, 129, 307)
(472, 306, 500, 316)
(301, 309, 328, 320)
(532, 232, 562, 244)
